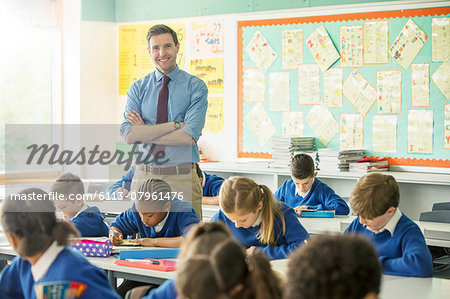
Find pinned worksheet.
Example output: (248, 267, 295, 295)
(373, 115, 397, 153)
(243, 69, 265, 102)
(282, 111, 304, 137)
(411, 63, 430, 107)
(408, 110, 433, 153)
(298, 64, 320, 105)
(190, 58, 224, 94)
(432, 18, 450, 62)
(282, 29, 303, 70)
(269, 72, 290, 111)
(340, 25, 363, 68)
(306, 25, 340, 71)
(364, 20, 389, 64)
(245, 31, 277, 74)
(191, 20, 224, 57)
(343, 69, 376, 117)
(306, 106, 339, 146)
(245, 103, 277, 147)
(431, 58, 449, 100)
(323, 68, 343, 108)
(376, 70, 402, 114)
(204, 96, 223, 133)
(340, 114, 364, 151)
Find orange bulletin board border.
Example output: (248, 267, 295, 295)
(237, 6, 450, 167)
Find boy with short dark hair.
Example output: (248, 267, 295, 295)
(275, 154, 349, 215)
(50, 173, 109, 237)
(345, 173, 433, 277)
(285, 234, 381, 299)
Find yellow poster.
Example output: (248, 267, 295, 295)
(118, 23, 185, 95)
(190, 58, 224, 94)
(204, 96, 223, 132)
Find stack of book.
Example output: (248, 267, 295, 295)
(349, 157, 389, 172)
(338, 150, 365, 171)
(270, 137, 316, 168)
(317, 148, 340, 172)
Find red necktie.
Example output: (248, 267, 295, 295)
(153, 75, 170, 156)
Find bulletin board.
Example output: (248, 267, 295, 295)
(238, 6, 450, 167)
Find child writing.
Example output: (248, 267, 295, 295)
(136, 222, 282, 299)
(284, 234, 381, 299)
(344, 173, 433, 277)
(275, 153, 350, 215)
(50, 172, 109, 237)
(211, 176, 309, 260)
(0, 188, 120, 299)
(109, 178, 200, 248)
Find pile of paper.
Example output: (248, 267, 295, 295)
(338, 150, 365, 172)
(270, 137, 317, 168)
(349, 157, 389, 172)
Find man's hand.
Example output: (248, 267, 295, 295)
(126, 110, 145, 125)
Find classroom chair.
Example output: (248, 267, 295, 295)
(419, 211, 450, 224)
(432, 202, 450, 211)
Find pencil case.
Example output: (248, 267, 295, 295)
(72, 239, 113, 257)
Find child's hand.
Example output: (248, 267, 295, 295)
(116, 188, 129, 199)
(109, 227, 123, 245)
(246, 246, 256, 256)
(294, 205, 308, 216)
(131, 238, 157, 247)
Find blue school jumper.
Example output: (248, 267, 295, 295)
(143, 279, 177, 299)
(345, 214, 433, 277)
(110, 200, 200, 238)
(108, 167, 134, 196)
(0, 248, 119, 299)
(71, 206, 109, 237)
(203, 172, 224, 197)
(275, 178, 350, 215)
(211, 201, 309, 260)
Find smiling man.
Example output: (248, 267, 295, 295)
(120, 24, 208, 219)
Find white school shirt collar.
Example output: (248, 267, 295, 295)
(201, 171, 206, 188)
(31, 241, 64, 282)
(295, 186, 310, 198)
(154, 211, 169, 233)
(71, 203, 89, 220)
(370, 208, 402, 236)
(251, 211, 262, 227)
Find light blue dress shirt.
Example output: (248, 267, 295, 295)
(120, 66, 208, 166)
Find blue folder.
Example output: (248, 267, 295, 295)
(119, 248, 180, 260)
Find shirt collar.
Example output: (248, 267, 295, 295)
(154, 211, 169, 233)
(72, 204, 89, 220)
(201, 171, 206, 188)
(381, 208, 402, 236)
(31, 241, 64, 282)
(295, 185, 310, 198)
(155, 65, 180, 82)
(251, 211, 262, 227)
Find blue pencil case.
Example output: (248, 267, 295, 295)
(119, 248, 180, 260)
(300, 210, 335, 218)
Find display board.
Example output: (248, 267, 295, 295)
(238, 7, 450, 167)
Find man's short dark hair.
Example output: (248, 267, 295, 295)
(146, 24, 178, 46)
(285, 234, 381, 299)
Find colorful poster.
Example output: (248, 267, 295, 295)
(445, 104, 450, 149)
(340, 25, 363, 67)
(431, 58, 450, 100)
(245, 31, 277, 74)
(282, 111, 304, 137)
(190, 58, 224, 94)
(269, 72, 290, 111)
(340, 114, 364, 151)
(323, 68, 343, 108)
(364, 20, 389, 64)
(411, 63, 430, 107)
(245, 103, 277, 147)
(243, 69, 265, 102)
(343, 69, 376, 117)
(118, 23, 185, 95)
(390, 19, 428, 70)
(204, 96, 223, 132)
(282, 29, 303, 70)
(306, 25, 340, 71)
(373, 115, 397, 153)
(298, 64, 320, 105)
(408, 110, 433, 153)
(432, 18, 450, 62)
(306, 106, 339, 146)
(191, 20, 224, 57)
(376, 70, 402, 114)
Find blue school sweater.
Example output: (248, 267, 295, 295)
(143, 278, 177, 299)
(110, 200, 200, 238)
(275, 178, 350, 215)
(211, 201, 309, 260)
(345, 214, 433, 277)
(203, 172, 224, 197)
(71, 206, 109, 237)
(0, 248, 119, 299)
(108, 167, 134, 196)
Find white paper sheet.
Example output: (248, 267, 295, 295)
(431, 58, 450, 100)
(298, 64, 320, 105)
(340, 25, 363, 67)
(373, 115, 397, 153)
(282, 29, 303, 70)
(282, 111, 304, 137)
(245, 31, 277, 74)
(191, 20, 224, 57)
(432, 18, 450, 62)
(323, 68, 343, 108)
(306, 106, 339, 146)
(445, 104, 450, 149)
(306, 25, 340, 71)
(243, 69, 265, 102)
(411, 63, 430, 107)
(408, 110, 433, 153)
(376, 70, 402, 114)
(343, 69, 376, 116)
(269, 72, 290, 111)
(364, 20, 389, 64)
(245, 103, 277, 147)
(340, 114, 364, 151)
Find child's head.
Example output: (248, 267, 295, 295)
(50, 173, 85, 219)
(290, 154, 317, 194)
(350, 173, 399, 231)
(219, 176, 285, 245)
(1, 188, 79, 258)
(176, 222, 281, 299)
(285, 234, 381, 299)
(135, 178, 172, 227)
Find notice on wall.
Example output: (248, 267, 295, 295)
(408, 110, 433, 153)
(340, 25, 363, 68)
(191, 20, 224, 57)
(323, 68, 343, 108)
(390, 19, 428, 70)
(282, 29, 303, 70)
(306, 25, 340, 72)
(243, 69, 265, 102)
(204, 96, 223, 133)
(411, 63, 430, 107)
(269, 72, 290, 111)
(245, 103, 277, 147)
(245, 31, 277, 74)
(190, 58, 224, 94)
(298, 64, 320, 105)
(431, 58, 450, 100)
(343, 69, 376, 117)
(282, 111, 304, 137)
(376, 70, 402, 114)
(432, 17, 450, 62)
(306, 106, 339, 146)
(364, 20, 389, 64)
(373, 115, 397, 153)
(445, 104, 450, 149)
(340, 113, 364, 151)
